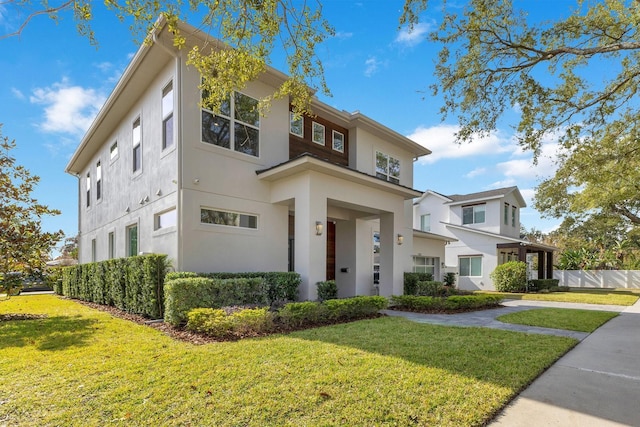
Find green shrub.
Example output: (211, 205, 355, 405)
(443, 272, 457, 287)
(491, 261, 527, 292)
(550, 285, 570, 292)
(164, 277, 265, 326)
(165, 271, 199, 281)
(324, 296, 387, 320)
(404, 272, 434, 295)
(390, 294, 502, 312)
(415, 281, 447, 297)
(186, 307, 273, 338)
(527, 279, 560, 292)
(277, 301, 328, 328)
(317, 280, 337, 302)
(59, 254, 166, 318)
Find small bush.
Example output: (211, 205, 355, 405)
(527, 279, 560, 292)
(231, 307, 274, 335)
(415, 281, 447, 297)
(443, 272, 457, 287)
(186, 307, 273, 338)
(317, 280, 337, 302)
(277, 301, 328, 328)
(390, 294, 502, 312)
(404, 272, 434, 295)
(186, 308, 232, 336)
(491, 261, 527, 292)
(324, 296, 388, 320)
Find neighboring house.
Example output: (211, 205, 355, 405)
(65, 18, 434, 301)
(413, 187, 556, 290)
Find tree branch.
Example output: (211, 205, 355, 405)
(0, 0, 75, 40)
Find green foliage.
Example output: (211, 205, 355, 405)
(527, 279, 560, 293)
(276, 296, 388, 329)
(390, 294, 503, 312)
(277, 301, 328, 328)
(164, 277, 265, 326)
(414, 281, 447, 297)
(0, 125, 63, 295)
(0, 272, 23, 298)
(491, 261, 527, 293)
(59, 254, 166, 318)
(324, 296, 388, 321)
(443, 272, 456, 287)
(186, 307, 273, 338)
(403, 272, 434, 295)
(316, 280, 337, 302)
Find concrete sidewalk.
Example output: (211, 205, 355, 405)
(490, 299, 640, 426)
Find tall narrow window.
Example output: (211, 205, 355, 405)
(512, 206, 517, 227)
(312, 122, 325, 145)
(132, 118, 141, 172)
(86, 172, 91, 207)
(332, 130, 344, 152)
(127, 224, 138, 257)
(91, 238, 97, 262)
(504, 203, 509, 225)
(110, 141, 118, 160)
(108, 232, 115, 259)
(162, 82, 174, 150)
(290, 112, 303, 137)
(420, 214, 431, 232)
(96, 161, 102, 200)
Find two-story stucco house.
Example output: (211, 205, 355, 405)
(413, 186, 556, 290)
(65, 18, 434, 300)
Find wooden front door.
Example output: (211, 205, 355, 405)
(326, 221, 336, 280)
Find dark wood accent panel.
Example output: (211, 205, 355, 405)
(326, 221, 336, 280)
(289, 108, 349, 166)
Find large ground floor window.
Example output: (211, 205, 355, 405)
(413, 256, 437, 276)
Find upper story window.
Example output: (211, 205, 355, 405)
(290, 112, 303, 137)
(375, 151, 400, 184)
(85, 172, 91, 207)
(332, 130, 344, 152)
(162, 81, 174, 150)
(512, 206, 517, 227)
(132, 118, 142, 173)
(312, 121, 325, 145)
(420, 213, 431, 232)
(504, 203, 509, 225)
(96, 161, 102, 200)
(462, 204, 485, 225)
(110, 141, 118, 160)
(202, 91, 259, 157)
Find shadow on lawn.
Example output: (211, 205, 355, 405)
(0, 316, 99, 351)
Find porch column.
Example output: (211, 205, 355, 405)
(546, 251, 554, 279)
(537, 250, 545, 280)
(294, 188, 327, 301)
(379, 212, 404, 296)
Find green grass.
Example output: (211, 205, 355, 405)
(497, 308, 619, 332)
(0, 295, 577, 427)
(477, 288, 639, 306)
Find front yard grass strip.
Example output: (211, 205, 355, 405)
(476, 289, 639, 306)
(1, 295, 577, 427)
(497, 308, 619, 332)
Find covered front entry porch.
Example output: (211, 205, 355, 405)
(496, 242, 556, 280)
(258, 155, 421, 300)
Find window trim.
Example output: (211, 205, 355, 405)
(504, 203, 509, 225)
(201, 90, 260, 158)
(312, 121, 325, 145)
(162, 81, 174, 150)
(126, 223, 139, 257)
(332, 130, 344, 152)
(132, 117, 142, 174)
(462, 204, 486, 225)
(200, 207, 258, 230)
(109, 141, 119, 162)
(290, 111, 304, 137)
(459, 255, 483, 277)
(512, 205, 517, 227)
(375, 151, 401, 185)
(412, 256, 436, 274)
(108, 231, 115, 259)
(420, 213, 431, 232)
(96, 160, 102, 201)
(91, 238, 97, 262)
(85, 171, 91, 208)
(154, 207, 177, 231)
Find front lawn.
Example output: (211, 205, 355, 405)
(1, 295, 577, 426)
(477, 289, 639, 306)
(497, 308, 619, 332)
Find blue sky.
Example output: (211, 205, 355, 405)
(1, 1, 564, 248)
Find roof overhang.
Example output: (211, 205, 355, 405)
(444, 222, 557, 251)
(412, 229, 458, 243)
(257, 154, 423, 199)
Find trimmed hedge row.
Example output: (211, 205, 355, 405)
(390, 294, 503, 312)
(527, 279, 561, 292)
(404, 272, 434, 295)
(164, 277, 265, 326)
(165, 271, 300, 306)
(185, 296, 389, 337)
(59, 254, 167, 318)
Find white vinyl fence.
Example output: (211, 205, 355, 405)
(553, 270, 640, 289)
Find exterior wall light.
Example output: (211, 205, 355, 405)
(316, 221, 324, 236)
(397, 234, 404, 245)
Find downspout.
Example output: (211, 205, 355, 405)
(152, 30, 183, 272)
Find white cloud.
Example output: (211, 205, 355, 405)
(334, 31, 353, 40)
(519, 188, 536, 207)
(487, 179, 517, 189)
(364, 56, 382, 77)
(465, 167, 486, 178)
(30, 78, 105, 136)
(11, 87, 25, 100)
(395, 22, 431, 47)
(409, 123, 515, 164)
